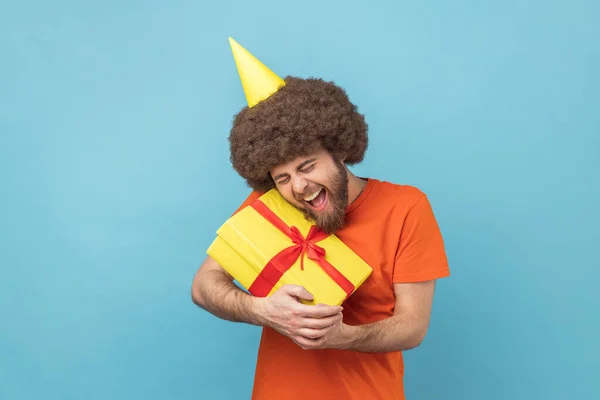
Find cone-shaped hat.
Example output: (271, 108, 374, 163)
(229, 37, 285, 108)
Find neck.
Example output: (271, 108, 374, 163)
(346, 170, 367, 205)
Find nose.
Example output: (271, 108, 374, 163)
(291, 175, 309, 195)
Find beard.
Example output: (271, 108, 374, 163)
(295, 159, 349, 235)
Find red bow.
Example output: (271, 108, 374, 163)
(247, 200, 354, 299)
(288, 225, 327, 270)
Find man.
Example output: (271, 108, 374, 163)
(191, 38, 450, 399)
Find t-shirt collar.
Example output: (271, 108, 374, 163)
(345, 177, 375, 215)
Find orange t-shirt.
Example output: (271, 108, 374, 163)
(233, 178, 450, 400)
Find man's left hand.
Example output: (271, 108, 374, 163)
(292, 318, 355, 351)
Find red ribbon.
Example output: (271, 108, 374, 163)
(247, 199, 355, 300)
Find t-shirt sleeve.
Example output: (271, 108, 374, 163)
(232, 190, 263, 216)
(392, 194, 450, 283)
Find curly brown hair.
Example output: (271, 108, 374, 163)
(228, 76, 368, 192)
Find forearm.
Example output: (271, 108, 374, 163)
(343, 312, 428, 353)
(191, 266, 266, 326)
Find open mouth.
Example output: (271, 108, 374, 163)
(303, 187, 328, 211)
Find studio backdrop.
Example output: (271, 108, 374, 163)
(1, 1, 598, 399)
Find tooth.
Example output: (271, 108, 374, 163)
(304, 188, 322, 201)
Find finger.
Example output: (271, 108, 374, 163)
(300, 304, 343, 318)
(281, 285, 314, 301)
(293, 335, 324, 350)
(302, 313, 343, 329)
(295, 327, 330, 340)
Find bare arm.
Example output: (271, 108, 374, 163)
(344, 280, 436, 352)
(191, 256, 266, 325)
(293, 280, 437, 353)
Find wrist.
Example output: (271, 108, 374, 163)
(337, 324, 362, 350)
(226, 289, 269, 327)
(248, 295, 271, 327)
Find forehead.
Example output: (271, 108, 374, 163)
(270, 153, 316, 174)
(271, 149, 329, 174)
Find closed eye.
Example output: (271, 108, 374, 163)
(300, 164, 315, 173)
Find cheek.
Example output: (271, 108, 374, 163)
(311, 171, 333, 187)
(276, 186, 298, 204)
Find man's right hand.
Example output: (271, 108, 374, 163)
(256, 284, 344, 345)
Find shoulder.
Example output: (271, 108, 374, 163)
(368, 178, 428, 209)
(232, 190, 264, 215)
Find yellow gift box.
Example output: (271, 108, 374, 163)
(206, 189, 373, 306)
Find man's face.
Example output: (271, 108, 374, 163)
(270, 148, 349, 235)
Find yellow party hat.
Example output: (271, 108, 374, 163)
(229, 37, 285, 108)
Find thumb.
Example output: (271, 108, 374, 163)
(282, 285, 314, 301)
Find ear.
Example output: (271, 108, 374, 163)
(336, 152, 349, 166)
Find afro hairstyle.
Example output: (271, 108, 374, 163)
(228, 76, 368, 192)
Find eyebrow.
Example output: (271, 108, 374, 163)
(272, 158, 317, 181)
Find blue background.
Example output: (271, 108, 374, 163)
(1, 1, 598, 399)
